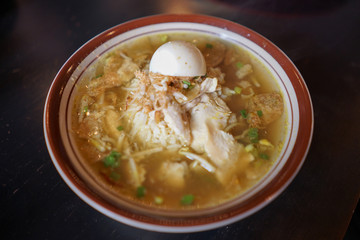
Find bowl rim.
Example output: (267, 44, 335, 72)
(43, 13, 314, 233)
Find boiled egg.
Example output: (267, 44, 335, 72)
(149, 41, 206, 77)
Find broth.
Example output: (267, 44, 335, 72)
(71, 32, 286, 209)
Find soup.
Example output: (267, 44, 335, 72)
(71, 32, 286, 210)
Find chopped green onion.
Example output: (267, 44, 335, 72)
(154, 196, 163, 205)
(240, 109, 248, 119)
(234, 86, 242, 94)
(206, 43, 213, 49)
(260, 153, 269, 160)
(236, 62, 244, 68)
(136, 186, 146, 198)
(182, 80, 191, 86)
(181, 194, 194, 205)
(83, 106, 88, 113)
(117, 126, 124, 131)
(257, 110, 263, 117)
(104, 155, 116, 167)
(160, 35, 168, 42)
(183, 80, 195, 90)
(95, 74, 103, 78)
(113, 151, 121, 158)
(259, 139, 273, 148)
(245, 144, 255, 152)
(103, 151, 121, 168)
(248, 128, 259, 143)
(110, 171, 121, 181)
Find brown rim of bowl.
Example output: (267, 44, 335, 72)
(43, 14, 313, 228)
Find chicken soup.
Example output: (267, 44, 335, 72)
(71, 32, 286, 209)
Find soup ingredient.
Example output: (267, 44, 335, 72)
(181, 194, 194, 205)
(236, 62, 244, 68)
(158, 161, 188, 189)
(247, 92, 284, 128)
(248, 128, 259, 143)
(240, 109, 248, 119)
(149, 41, 206, 77)
(234, 86, 242, 94)
(103, 151, 121, 167)
(110, 171, 121, 181)
(259, 139, 273, 148)
(154, 196, 164, 205)
(236, 64, 253, 79)
(136, 186, 146, 198)
(73, 33, 285, 209)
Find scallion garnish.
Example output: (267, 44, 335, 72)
(234, 86, 242, 94)
(183, 80, 194, 90)
(257, 110, 263, 117)
(248, 128, 259, 143)
(182, 80, 191, 86)
(117, 126, 124, 131)
(160, 35, 168, 42)
(260, 153, 269, 160)
(95, 74, 103, 78)
(236, 62, 244, 68)
(206, 43, 213, 49)
(110, 171, 121, 181)
(181, 194, 194, 205)
(83, 106, 88, 113)
(240, 109, 248, 119)
(154, 196, 163, 205)
(136, 186, 146, 198)
(103, 151, 121, 168)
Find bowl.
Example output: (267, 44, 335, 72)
(43, 14, 313, 233)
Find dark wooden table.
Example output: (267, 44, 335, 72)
(1, 0, 359, 239)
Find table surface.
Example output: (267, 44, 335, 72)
(1, 0, 359, 239)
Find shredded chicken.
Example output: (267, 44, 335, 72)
(87, 53, 139, 96)
(162, 101, 191, 144)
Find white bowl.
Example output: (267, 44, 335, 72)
(43, 14, 313, 233)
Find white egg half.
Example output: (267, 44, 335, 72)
(149, 41, 206, 77)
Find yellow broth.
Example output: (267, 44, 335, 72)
(71, 32, 286, 209)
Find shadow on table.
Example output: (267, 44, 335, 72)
(345, 201, 360, 240)
(212, 0, 349, 15)
(0, 0, 17, 38)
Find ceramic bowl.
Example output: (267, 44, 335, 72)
(43, 14, 313, 233)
